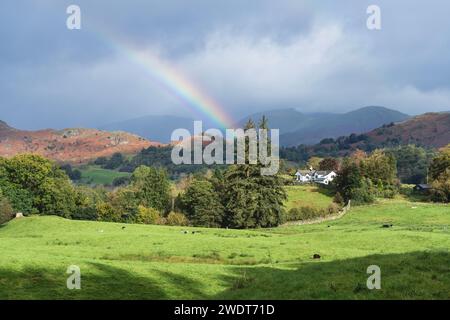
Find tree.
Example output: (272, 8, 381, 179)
(221, 118, 287, 228)
(430, 168, 450, 203)
(103, 152, 126, 170)
(60, 164, 82, 181)
(0, 191, 14, 225)
(387, 145, 433, 184)
(335, 158, 363, 202)
(136, 205, 160, 224)
(72, 185, 106, 221)
(112, 176, 130, 187)
(107, 187, 139, 221)
(94, 156, 108, 166)
(131, 166, 170, 212)
(429, 145, 450, 202)
(179, 179, 224, 227)
(0, 179, 33, 214)
(307, 157, 323, 170)
(335, 150, 398, 204)
(0, 155, 77, 216)
(361, 149, 397, 186)
(429, 145, 450, 181)
(319, 158, 340, 171)
(96, 201, 121, 222)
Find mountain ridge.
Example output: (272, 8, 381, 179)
(0, 121, 162, 164)
(237, 106, 410, 146)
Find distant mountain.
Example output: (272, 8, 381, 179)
(236, 108, 312, 133)
(237, 106, 410, 146)
(100, 115, 197, 143)
(0, 121, 162, 164)
(281, 112, 450, 162)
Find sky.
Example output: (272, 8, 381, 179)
(1, 0, 450, 130)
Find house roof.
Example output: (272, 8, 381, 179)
(296, 170, 312, 175)
(314, 170, 335, 176)
(415, 184, 431, 189)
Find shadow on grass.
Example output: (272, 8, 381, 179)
(214, 251, 450, 300)
(0, 251, 448, 299)
(314, 185, 336, 198)
(397, 185, 433, 203)
(0, 262, 205, 300)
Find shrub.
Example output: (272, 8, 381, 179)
(288, 203, 342, 222)
(287, 206, 322, 221)
(349, 187, 375, 205)
(166, 212, 189, 226)
(156, 216, 167, 225)
(287, 207, 302, 221)
(301, 206, 323, 219)
(327, 203, 341, 215)
(136, 205, 160, 224)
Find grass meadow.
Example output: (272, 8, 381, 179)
(284, 185, 334, 210)
(78, 165, 131, 185)
(0, 189, 449, 299)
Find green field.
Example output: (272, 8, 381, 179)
(78, 165, 130, 185)
(284, 185, 334, 210)
(0, 197, 449, 299)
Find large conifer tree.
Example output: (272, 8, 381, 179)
(222, 117, 286, 228)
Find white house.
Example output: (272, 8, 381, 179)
(295, 170, 313, 183)
(294, 170, 337, 185)
(313, 171, 337, 185)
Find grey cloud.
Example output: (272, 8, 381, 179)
(1, 0, 450, 129)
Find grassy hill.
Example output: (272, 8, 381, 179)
(284, 185, 334, 210)
(78, 165, 131, 185)
(0, 198, 449, 299)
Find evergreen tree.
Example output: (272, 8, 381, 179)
(222, 117, 287, 228)
(131, 166, 170, 212)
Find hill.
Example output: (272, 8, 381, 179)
(237, 106, 410, 146)
(280, 112, 450, 164)
(0, 198, 448, 299)
(0, 121, 162, 164)
(364, 112, 450, 148)
(100, 115, 197, 143)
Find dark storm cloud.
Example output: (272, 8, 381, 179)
(0, 0, 449, 129)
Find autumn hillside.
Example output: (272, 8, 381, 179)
(365, 112, 450, 148)
(0, 120, 163, 164)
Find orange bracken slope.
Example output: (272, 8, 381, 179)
(0, 120, 164, 164)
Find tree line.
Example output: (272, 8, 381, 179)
(0, 118, 288, 228)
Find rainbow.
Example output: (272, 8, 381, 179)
(98, 31, 234, 129)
